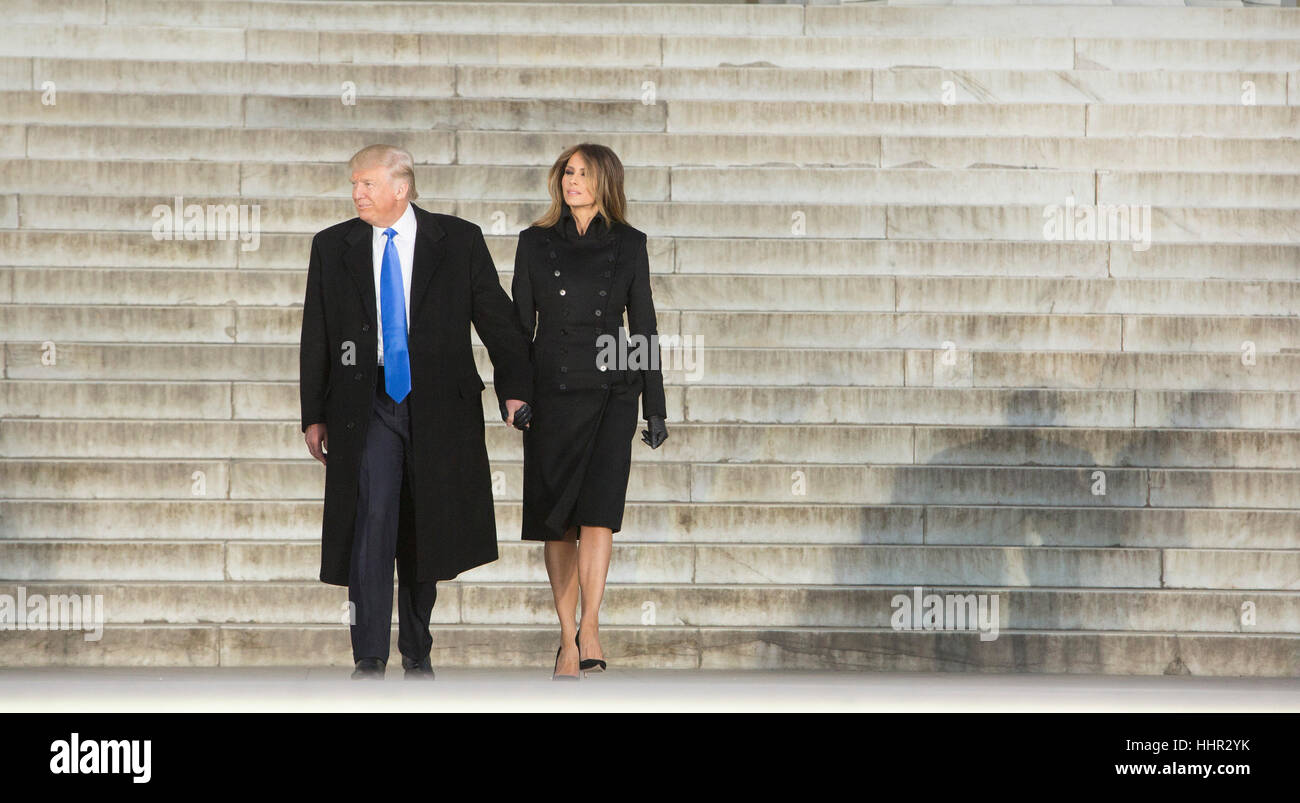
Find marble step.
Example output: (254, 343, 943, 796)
(7, 419, 1300, 469)
(3, 296, 1296, 352)
(2, 162, 1099, 205)
(11, 91, 1300, 138)
(10, 194, 1300, 242)
(4, 268, 1298, 315)
(11, 161, 1300, 209)
(0, 161, 1090, 204)
(879, 136, 1300, 173)
(677, 310, 1299, 351)
(4, 58, 1293, 104)
(801, 5, 1300, 39)
(680, 102, 1300, 138)
(2, 540, 1297, 588)
(4, 623, 1295, 674)
(5, 380, 1296, 428)
(6, 28, 1298, 72)
(11, 4, 806, 36)
(15, 127, 1300, 173)
(10, 4, 1300, 39)
(667, 34, 1300, 71)
(674, 169, 1300, 208)
(5, 499, 1298, 548)
(3, 341, 1299, 392)
(0, 302, 678, 347)
(5, 341, 1298, 392)
(2, 458, 1297, 507)
(678, 387, 1300, 429)
(1, 581, 1296, 631)
(2, 230, 1295, 281)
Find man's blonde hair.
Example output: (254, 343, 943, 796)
(348, 144, 419, 200)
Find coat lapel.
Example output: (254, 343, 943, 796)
(409, 203, 446, 321)
(343, 218, 376, 330)
(342, 203, 446, 331)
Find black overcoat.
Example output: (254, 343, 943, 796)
(299, 203, 533, 584)
(510, 207, 667, 539)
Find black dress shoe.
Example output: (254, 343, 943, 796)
(350, 657, 385, 680)
(402, 655, 435, 680)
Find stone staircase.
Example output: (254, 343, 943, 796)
(0, 0, 1297, 675)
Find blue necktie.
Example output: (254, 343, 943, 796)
(380, 227, 411, 403)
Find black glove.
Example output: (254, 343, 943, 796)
(641, 415, 667, 449)
(512, 402, 533, 431)
(500, 401, 533, 431)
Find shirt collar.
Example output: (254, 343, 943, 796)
(372, 201, 416, 242)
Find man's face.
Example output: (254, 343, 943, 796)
(351, 164, 407, 226)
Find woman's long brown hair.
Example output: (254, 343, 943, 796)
(530, 143, 629, 230)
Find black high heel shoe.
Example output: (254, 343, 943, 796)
(576, 629, 607, 675)
(552, 642, 580, 681)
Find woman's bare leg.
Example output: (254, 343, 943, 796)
(576, 525, 613, 662)
(544, 525, 580, 676)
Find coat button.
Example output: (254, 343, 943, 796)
(354, 372, 362, 380)
(346, 421, 355, 430)
(607, 255, 615, 263)
(594, 310, 602, 317)
(560, 366, 567, 373)
(601, 383, 608, 389)
(559, 289, 566, 296)
(549, 251, 557, 259)
(559, 384, 566, 390)
(598, 364, 607, 372)
(553, 270, 561, 277)
(361, 324, 370, 332)
(599, 290, 607, 297)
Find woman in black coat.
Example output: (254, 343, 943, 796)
(511, 144, 668, 679)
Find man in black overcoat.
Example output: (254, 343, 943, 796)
(299, 145, 532, 679)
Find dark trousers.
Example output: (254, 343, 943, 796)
(348, 365, 438, 666)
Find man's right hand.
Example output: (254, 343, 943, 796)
(305, 423, 328, 465)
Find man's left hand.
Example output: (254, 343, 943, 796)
(503, 399, 531, 430)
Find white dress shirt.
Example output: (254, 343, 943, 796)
(371, 202, 416, 366)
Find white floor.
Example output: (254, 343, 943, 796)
(1, 668, 1296, 712)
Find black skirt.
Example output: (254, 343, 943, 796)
(520, 371, 643, 540)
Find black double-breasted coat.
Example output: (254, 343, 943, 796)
(510, 205, 667, 540)
(299, 203, 533, 584)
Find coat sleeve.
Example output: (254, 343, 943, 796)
(627, 232, 667, 420)
(510, 230, 537, 344)
(299, 233, 330, 433)
(470, 224, 534, 405)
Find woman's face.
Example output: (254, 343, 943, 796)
(562, 152, 596, 208)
